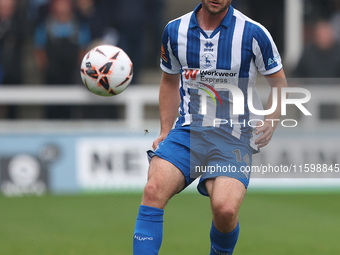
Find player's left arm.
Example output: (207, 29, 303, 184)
(255, 69, 288, 148)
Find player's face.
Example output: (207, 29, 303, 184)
(201, 0, 232, 15)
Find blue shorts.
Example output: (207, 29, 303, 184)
(150, 126, 253, 196)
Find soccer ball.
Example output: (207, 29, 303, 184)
(80, 45, 133, 96)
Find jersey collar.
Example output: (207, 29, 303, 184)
(189, 3, 234, 29)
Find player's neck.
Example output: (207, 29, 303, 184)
(196, 7, 229, 31)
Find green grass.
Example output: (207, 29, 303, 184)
(1, 192, 340, 255)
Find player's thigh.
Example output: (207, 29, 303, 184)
(206, 177, 247, 216)
(142, 156, 186, 207)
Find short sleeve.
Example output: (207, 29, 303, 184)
(160, 23, 181, 74)
(252, 25, 283, 76)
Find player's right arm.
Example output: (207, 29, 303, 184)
(152, 72, 180, 150)
(153, 20, 182, 150)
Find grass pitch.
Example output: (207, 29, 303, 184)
(1, 191, 340, 255)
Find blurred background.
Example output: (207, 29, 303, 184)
(0, 1, 340, 255)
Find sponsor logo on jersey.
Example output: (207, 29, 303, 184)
(187, 82, 223, 107)
(200, 70, 237, 77)
(183, 69, 237, 83)
(184, 69, 199, 80)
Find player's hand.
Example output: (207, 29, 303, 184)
(152, 134, 167, 151)
(255, 120, 276, 148)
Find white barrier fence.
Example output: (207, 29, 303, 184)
(0, 85, 160, 130)
(0, 85, 339, 128)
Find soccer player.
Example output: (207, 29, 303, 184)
(133, 0, 287, 254)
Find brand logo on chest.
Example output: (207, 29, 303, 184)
(204, 41, 214, 52)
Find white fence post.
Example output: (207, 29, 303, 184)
(284, 0, 304, 71)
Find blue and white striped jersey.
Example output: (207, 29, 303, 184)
(160, 4, 283, 150)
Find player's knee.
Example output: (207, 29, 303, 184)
(142, 181, 163, 205)
(212, 201, 238, 223)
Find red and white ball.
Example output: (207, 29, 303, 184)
(80, 45, 133, 96)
